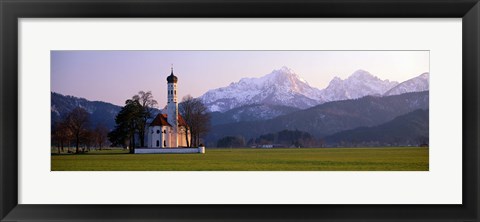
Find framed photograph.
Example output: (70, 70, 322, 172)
(1, 0, 479, 221)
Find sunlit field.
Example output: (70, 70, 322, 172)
(51, 147, 428, 171)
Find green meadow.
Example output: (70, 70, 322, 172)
(51, 147, 428, 171)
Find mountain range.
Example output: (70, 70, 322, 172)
(201, 66, 323, 113)
(320, 69, 399, 101)
(200, 67, 429, 116)
(204, 67, 429, 125)
(205, 91, 428, 145)
(51, 67, 429, 147)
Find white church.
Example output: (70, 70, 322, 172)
(145, 67, 190, 148)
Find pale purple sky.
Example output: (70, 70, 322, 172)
(51, 51, 429, 106)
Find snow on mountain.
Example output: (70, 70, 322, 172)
(200, 66, 324, 112)
(200, 67, 428, 113)
(383, 72, 429, 96)
(210, 104, 301, 126)
(319, 70, 399, 101)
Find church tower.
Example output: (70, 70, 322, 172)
(166, 66, 178, 147)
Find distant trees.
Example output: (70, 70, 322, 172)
(93, 124, 109, 150)
(247, 129, 317, 148)
(416, 136, 429, 147)
(51, 107, 110, 154)
(217, 136, 245, 148)
(65, 107, 90, 153)
(51, 119, 73, 154)
(216, 130, 318, 148)
(81, 129, 95, 151)
(179, 95, 211, 147)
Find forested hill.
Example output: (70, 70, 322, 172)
(205, 91, 429, 145)
(324, 109, 429, 147)
(51, 92, 121, 130)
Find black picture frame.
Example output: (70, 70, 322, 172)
(1, 0, 479, 221)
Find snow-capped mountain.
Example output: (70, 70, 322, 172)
(200, 66, 324, 112)
(200, 67, 428, 113)
(383, 72, 429, 96)
(319, 70, 399, 101)
(210, 104, 300, 126)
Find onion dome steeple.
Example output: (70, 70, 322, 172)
(167, 65, 178, 83)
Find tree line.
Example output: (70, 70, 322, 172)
(51, 107, 109, 154)
(216, 129, 323, 148)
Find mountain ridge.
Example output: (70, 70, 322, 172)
(324, 109, 429, 146)
(319, 69, 399, 102)
(51, 92, 122, 130)
(200, 66, 324, 112)
(200, 67, 428, 113)
(384, 72, 429, 96)
(205, 91, 429, 146)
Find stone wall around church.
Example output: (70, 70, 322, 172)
(134, 147, 205, 154)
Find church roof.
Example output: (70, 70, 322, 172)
(150, 113, 189, 128)
(150, 114, 171, 127)
(177, 115, 188, 127)
(167, 67, 178, 83)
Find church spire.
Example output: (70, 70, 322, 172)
(167, 64, 178, 83)
(166, 65, 179, 147)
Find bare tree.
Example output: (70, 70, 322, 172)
(52, 119, 72, 154)
(193, 107, 210, 146)
(81, 128, 95, 152)
(179, 95, 194, 147)
(65, 107, 90, 154)
(179, 95, 210, 147)
(94, 124, 109, 150)
(132, 91, 158, 147)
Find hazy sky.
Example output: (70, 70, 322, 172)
(51, 51, 429, 106)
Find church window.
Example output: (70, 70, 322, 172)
(164, 140, 166, 147)
(174, 90, 176, 95)
(163, 130, 166, 134)
(156, 140, 160, 147)
(157, 130, 160, 134)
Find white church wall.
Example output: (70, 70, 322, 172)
(146, 128, 152, 148)
(148, 126, 163, 148)
(161, 126, 168, 148)
(177, 126, 189, 147)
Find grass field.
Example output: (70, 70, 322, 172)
(51, 147, 428, 171)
